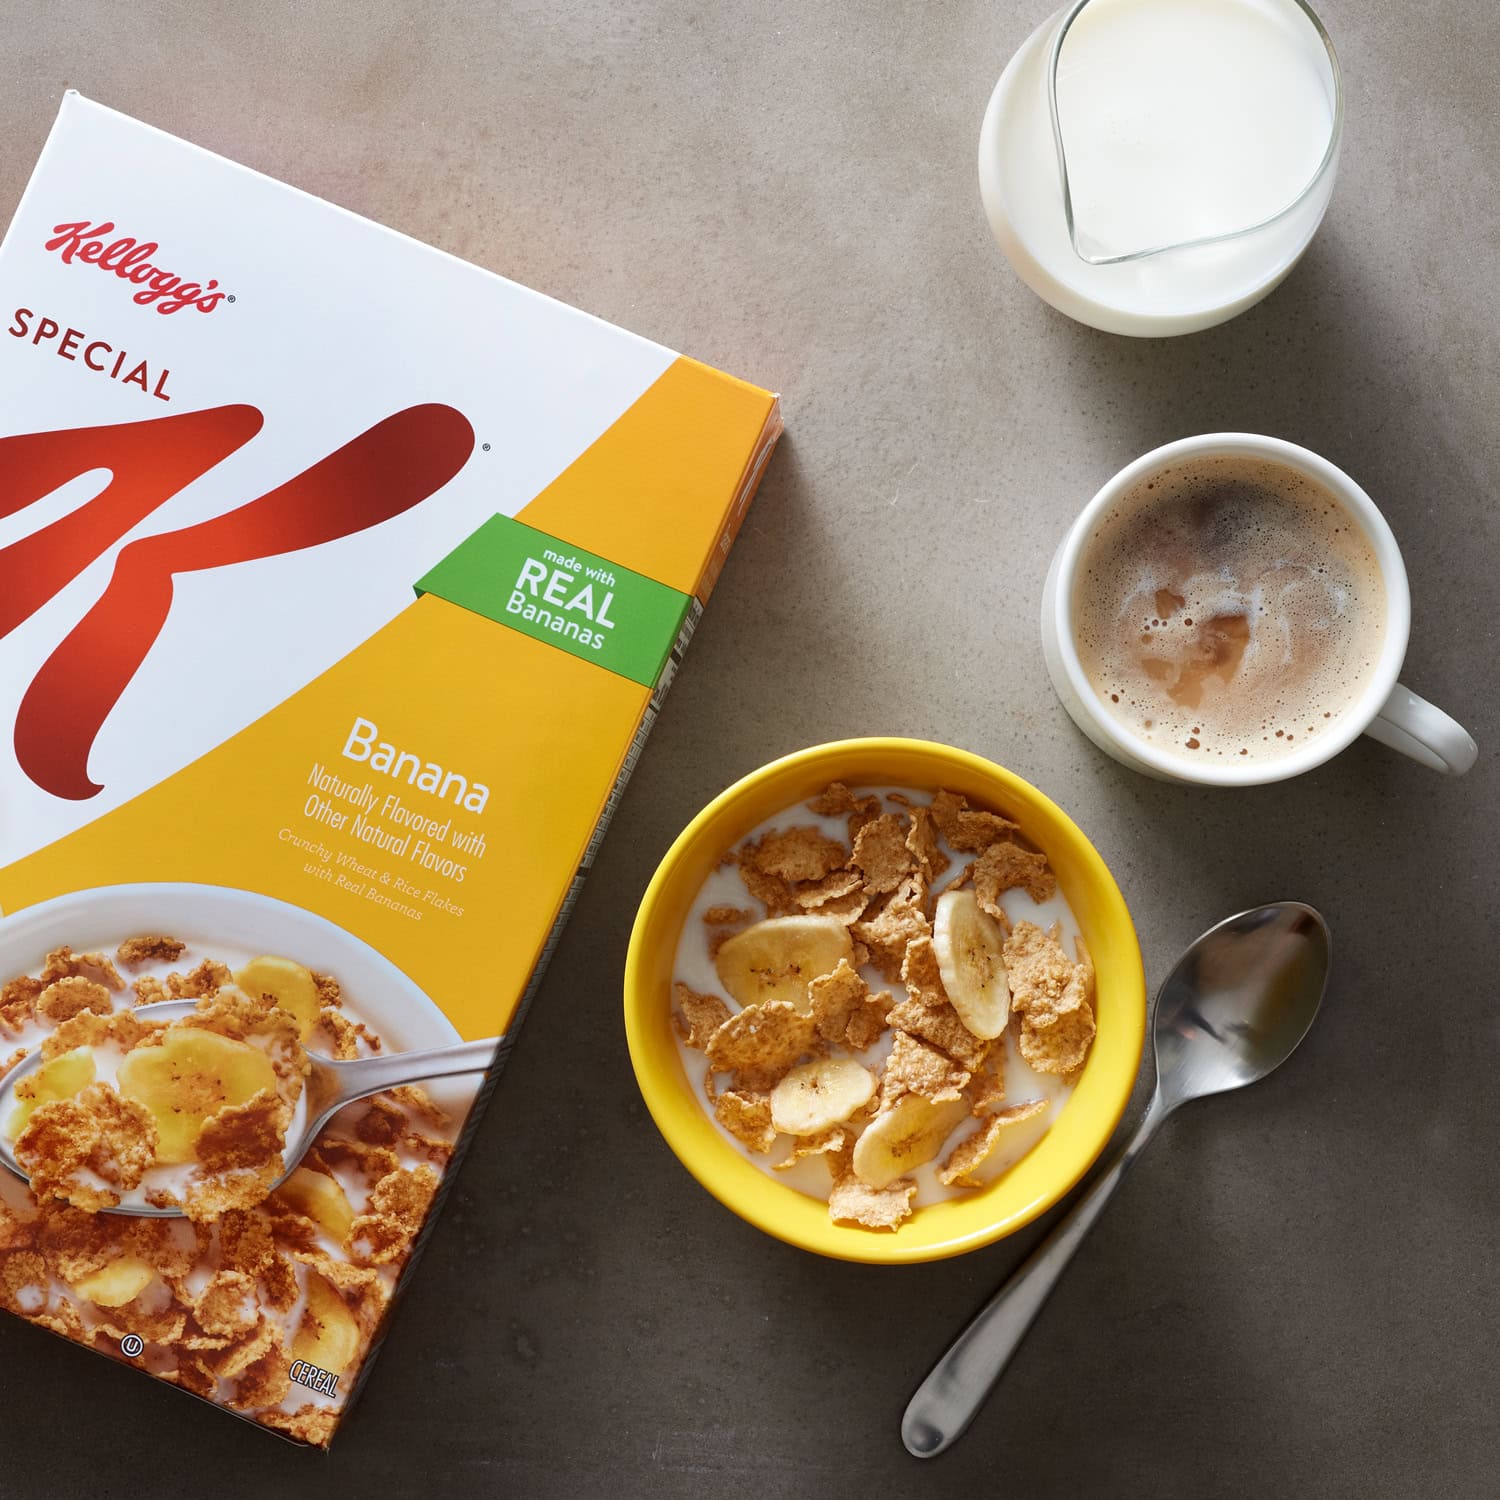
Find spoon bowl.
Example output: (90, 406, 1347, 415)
(0, 998, 503, 1217)
(903, 901, 1331, 1457)
(1153, 901, 1330, 1106)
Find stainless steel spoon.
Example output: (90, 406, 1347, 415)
(0, 998, 505, 1217)
(902, 900, 1331, 1458)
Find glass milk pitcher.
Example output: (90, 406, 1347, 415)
(979, 0, 1343, 336)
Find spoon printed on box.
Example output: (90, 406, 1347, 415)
(0, 997, 504, 1218)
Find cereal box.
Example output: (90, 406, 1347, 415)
(0, 92, 780, 1445)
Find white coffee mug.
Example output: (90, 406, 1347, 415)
(1040, 434, 1477, 785)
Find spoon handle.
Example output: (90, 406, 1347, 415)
(902, 1098, 1166, 1458)
(325, 1035, 507, 1107)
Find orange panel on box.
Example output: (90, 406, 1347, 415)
(0, 594, 651, 1042)
(519, 355, 778, 598)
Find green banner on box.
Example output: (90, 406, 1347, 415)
(415, 515, 691, 687)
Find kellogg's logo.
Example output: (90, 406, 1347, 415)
(44, 220, 229, 314)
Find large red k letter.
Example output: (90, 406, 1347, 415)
(0, 405, 264, 640)
(2, 404, 475, 800)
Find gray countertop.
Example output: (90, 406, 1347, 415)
(1, 1, 1496, 1495)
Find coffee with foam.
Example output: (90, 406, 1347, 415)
(1073, 455, 1386, 765)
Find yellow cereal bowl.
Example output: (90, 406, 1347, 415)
(624, 738, 1146, 1265)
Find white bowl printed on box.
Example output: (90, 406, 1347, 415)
(0, 882, 478, 1123)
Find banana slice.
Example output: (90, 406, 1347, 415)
(770, 1057, 876, 1136)
(274, 1165, 355, 1242)
(714, 916, 854, 1013)
(932, 890, 1010, 1040)
(851, 1093, 970, 1189)
(117, 1029, 277, 1164)
(292, 1270, 362, 1373)
(70, 1257, 156, 1308)
(5, 1045, 95, 1139)
(235, 955, 321, 1040)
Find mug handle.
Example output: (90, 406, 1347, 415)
(1363, 683, 1477, 775)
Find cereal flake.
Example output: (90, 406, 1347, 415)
(132, 975, 170, 1007)
(714, 1090, 777, 1153)
(230, 1342, 292, 1411)
(973, 840, 1056, 914)
(354, 1097, 407, 1147)
(42, 948, 124, 992)
(196, 1090, 289, 1176)
(806, 959, 868, 1044)
(1017, 1006, 1095, 1075)
(703, 1000, 817, 1082)
(807, 782, 882, 840)
(115, 935, 187, 969)
(311, 970, 343, 1008)
(930, 789, 1019, 852)
(828, 1169, 917, 1231)
(189, 1269, 260, 1339)
(703, 905, 754, 927)
(389, 1084, 449, 1129)
(35, 976, 113, 1025)
(937, 1100, 1050, 1187)
(16, 1084, 157, 1211)
(853, 876, 932, 981)
(852, 813, 916, 896)
(737, 862, 795, 915)
(1005, 922, 1092, 1031)
(167, 959, 232, 1000)
(904, 805, 951, 883)
(672, 983, 732, 1050)
(743, 826, 849, 884)
(0, 975, 43, 1032)
(887, 992, 989, 1074)
(772, 1127, 847, 1170)
(404, 1132, 455, 1167)
(348, 1163, 439, 1266)
(316, 1007, 362, 1060)
(256, 1404, 340, 1448)
(41, 1008, 157, 1060)
(217, 1209, 276, 1277)
(882, 1029, 971, 1105)
(258, 1253, 301, 1314)
(791, 868, 865, 911)
(1006, 923, 1096, 1075)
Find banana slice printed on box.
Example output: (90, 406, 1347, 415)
(118, 1028, 281, 1165)
(6, 1045, 95, 1137)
